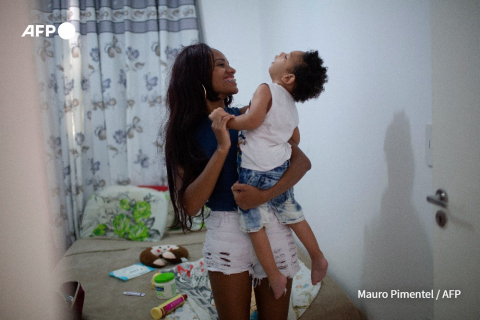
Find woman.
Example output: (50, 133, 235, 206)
(164, 43, 311, 320)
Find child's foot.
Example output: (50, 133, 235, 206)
(311, 256, 328, 285)
(269, 274, 287, 299)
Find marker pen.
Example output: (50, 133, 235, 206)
(151, 293, 188, 319)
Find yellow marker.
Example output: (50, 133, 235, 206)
(151, 294, 187, 319)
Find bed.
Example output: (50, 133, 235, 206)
(53, 186, 365, 319)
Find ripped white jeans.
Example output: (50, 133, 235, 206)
(203, 209, 300, 282)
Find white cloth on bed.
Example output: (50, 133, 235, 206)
(161, 258, 320, 320)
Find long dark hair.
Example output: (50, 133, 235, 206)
(164, 43, 232, 231)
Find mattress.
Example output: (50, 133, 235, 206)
(54, 229, 365, 319)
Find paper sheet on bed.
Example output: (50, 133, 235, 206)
(162, 258, 321, 320)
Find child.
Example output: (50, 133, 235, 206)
(211, 50, 329, 299)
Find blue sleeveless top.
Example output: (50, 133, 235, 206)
(195, 107, 242, 211)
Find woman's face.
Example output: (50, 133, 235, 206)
(211, 49, 238, 99)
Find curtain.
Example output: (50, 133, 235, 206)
(33, 0, 200, 253)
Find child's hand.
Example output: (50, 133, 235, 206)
(209, 108, 234, 153)
(208, 107, 229, 121)
(209, 108, 234, 128)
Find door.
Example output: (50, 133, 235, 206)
(430, 0, 480, 319)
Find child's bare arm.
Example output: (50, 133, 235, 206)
(238, 105, 249, 114)
(290, 127, 300, 145)
(227, 84, 272, 131)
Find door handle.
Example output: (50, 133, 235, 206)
(426, 189, 448, 208)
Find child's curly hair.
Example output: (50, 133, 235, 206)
(291, 50, 328, 103)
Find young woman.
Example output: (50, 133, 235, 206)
(164, 43, 311, 320)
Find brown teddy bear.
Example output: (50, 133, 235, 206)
(140, 244, 189, 268)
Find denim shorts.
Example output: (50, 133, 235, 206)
(238, 160, 304, 233)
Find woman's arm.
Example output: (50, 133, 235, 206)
(232, 140, 311, 210)
(179, 111, 235, 216)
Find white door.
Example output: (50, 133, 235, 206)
(430, 0, 480, 319)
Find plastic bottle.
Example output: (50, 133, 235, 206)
(151, 294, 187, 319)
(153, 272, 176, 299)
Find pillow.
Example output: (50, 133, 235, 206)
(138, 185, 168, 192)
(138, 186, 175, 229)
(80, 185, 169, 241)
(138, 185, 207, 231)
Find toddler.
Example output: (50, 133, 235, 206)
(211, 50, 328, 299)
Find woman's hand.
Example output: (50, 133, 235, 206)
(232, 142, 311, 210)
(209, 108, 234, 153)
(232, 182, 268, 210)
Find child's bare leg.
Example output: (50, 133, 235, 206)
(249, 228, 287, 299)
(289, 220, 328, 285)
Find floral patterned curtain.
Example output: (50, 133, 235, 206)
(33, 0, 200, 253)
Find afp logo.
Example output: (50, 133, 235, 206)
(22, 22, 75, 40)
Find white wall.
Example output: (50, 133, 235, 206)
(197, 0, 264, 107)
(0, 1, 61, 319)
(199, 1, 434, 318)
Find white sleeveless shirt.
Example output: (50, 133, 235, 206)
(239, 83, 299, 171)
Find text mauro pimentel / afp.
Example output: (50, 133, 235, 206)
(358, 290, 461, 300)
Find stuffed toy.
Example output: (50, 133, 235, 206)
(140, 245, 189, 268)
